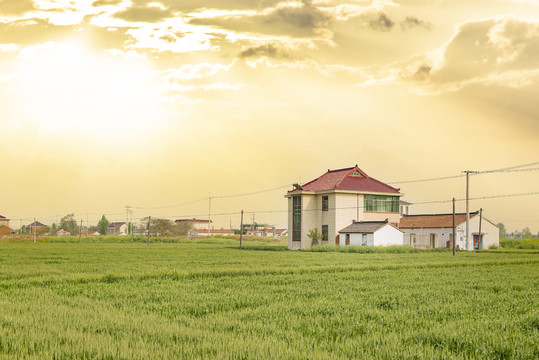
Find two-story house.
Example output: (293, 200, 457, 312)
(285, 165, 403, 250)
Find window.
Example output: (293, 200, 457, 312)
(293, 196, 301, 241)
(410, 233, 416, 247)
(345, 234, 350, 245)
(351, 170, 363, 177)
(364, 195, 399, 213)
(322, 196, 329, 211)
(322, 225, 328, 241)
(362, 233, 368, 246)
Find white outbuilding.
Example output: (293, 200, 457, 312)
(399, 211, 499, 250)
(337, 220, 403, 246)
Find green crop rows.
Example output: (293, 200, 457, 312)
(0, 240, 537, 359)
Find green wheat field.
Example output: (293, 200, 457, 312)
(0, 238, 538, 359)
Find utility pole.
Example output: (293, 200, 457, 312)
(33, 217, 36, 244)
(147, 216, 151, 246)
(478, 208, 483, 250)
(452, 198, 456, 256)
(125, 206, 132, 236)
(208, 194, 211, 236)
(239, 210, 244, 249)
(464, 170, 471, 251)
(79, 219, 82, 243)
(86, 214, 89, 236)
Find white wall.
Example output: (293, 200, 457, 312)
(373, 225, 403, 246)
(401, 215, 499, 250)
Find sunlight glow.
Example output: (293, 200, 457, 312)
(12, 41, 168, 140)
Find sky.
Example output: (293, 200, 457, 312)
(0, 0, 538, 233)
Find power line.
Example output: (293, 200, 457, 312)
(388, 161, 539, 185)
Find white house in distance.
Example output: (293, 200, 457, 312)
(285, 165, 404, 250)
(399, 211, 499, 250)
(338, 220, 403, 246)
(108, 222, 128, 235)
(175, 218, 212, 231)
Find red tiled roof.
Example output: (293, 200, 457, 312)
(399, 212, 478, 229)
(289, 166, 400, 194)
(0, 226, 14, 235)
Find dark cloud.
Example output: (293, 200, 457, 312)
(238, 44, 289, 59)
(190, 0, 331, 37)
(369, 13, 394, 32)
(92, 0, 123, 6)
(265, 0, 330, 29)
(113, 5, 173, 23)
(400, 16, 432, 31)
(0, 0, 34, 15)
(412, 65, 431, 81)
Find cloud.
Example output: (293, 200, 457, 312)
(189, 1, 332, 38)
(400, 16, 431, 31)
(238, 43, 289, 59)
(0, 0, 34, 16)
(92, 0, 123, 6)
(428, 17, 539, 89)
(369, 13, 394, 31)
(113, 5, 173, 23)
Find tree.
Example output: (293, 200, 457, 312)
(176, 221, 194, 236)
(97, 215, 109, 235)
(497, 223, 506, 238)
(522, 227, 532, 239)
(59, 213, 78, 235)
(307, 228, 324, 246)
(141, 217, 177, 236)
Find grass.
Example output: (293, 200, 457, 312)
(0, 240, 537, 359)
(499, 237, 539, 250)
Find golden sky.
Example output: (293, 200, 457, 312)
(1, 0, 538, 232)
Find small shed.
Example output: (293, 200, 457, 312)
(338, 220, 403, 246)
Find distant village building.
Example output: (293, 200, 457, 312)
(175, 218, 212, 231)
(188, 229, 234, 237)
(26, 221, 48, 234)
(275, 229, 288, 239)
(338, 220, 403, 246)
(88, 231, 101, 236)
(0, 215, 9, 228)
(108, 222, 128, 235)
(56, 229, 70, 236)
(399, 212, 499, 250)
(285, 165, 403, 250)
(0, 215, 13, 235)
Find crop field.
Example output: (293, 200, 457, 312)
(0, 238, 538, 359)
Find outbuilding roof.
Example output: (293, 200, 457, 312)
(399, 212, 479, 229)
(289, 165, 400, 194)
(28, 221, 47, 227)
(339, 220, 393, 234)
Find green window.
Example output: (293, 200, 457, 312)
(322, 225, 328, 241)
(293, 196, 301, 241)
(322, 196, 329, 211)
(364, 195, 399, 213)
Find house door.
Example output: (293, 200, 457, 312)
(345, 234, 350, 245)
(429, 234, 437, 248)
(473, 235, 482, 250)
(335, 235, 339, 245)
